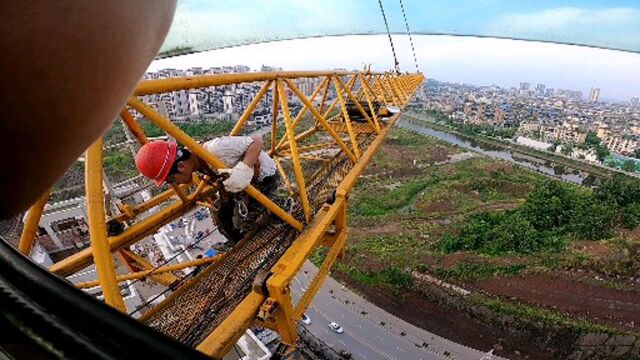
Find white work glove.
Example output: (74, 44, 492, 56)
(386, 106, 400, 114)
(218, 161, 254, 193)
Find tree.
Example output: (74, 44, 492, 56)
(622, 203, 640, 229)
(584, 131, 601, 147)
(570, 198, 615, 240)
(623, 160, 637, 173)
(561, 143, 574, 156)
(595, 145, 610, 162)
(634, 148, 640, 159)
(522, 180, 582, 230)
(595, 175, 640, 209)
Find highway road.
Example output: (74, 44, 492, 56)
(291, 261, 502, 360)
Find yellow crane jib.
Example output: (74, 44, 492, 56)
(19, 70, 424, 358)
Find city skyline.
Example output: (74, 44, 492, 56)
(149, 34, 640, 101)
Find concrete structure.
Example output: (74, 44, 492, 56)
(590, 87, 601, 102)
(516, 136, 552, 151)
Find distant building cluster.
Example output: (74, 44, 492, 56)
(421, 79, 640, 158)
(138, 65, 325, 128)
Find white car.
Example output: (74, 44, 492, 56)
(301, 313, 311, 325)
(329, 322, 345, 334)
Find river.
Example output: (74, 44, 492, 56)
(398, 118, 603, 186)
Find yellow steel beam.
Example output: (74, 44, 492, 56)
(387, 74, 405, 105)
(119, 249, 177, 287)
(336, 76, 424, 198)
(294, 203, 348, 318)
(191, 73, 424, 357)
(85, 137, 126, 312)
(357, 74, 381, 132)
(318, 76, 331, 114)
(273, 157, 295, 195)
(273, 126, 318, 154)
(270, 81, 279, 154)
(333, 77, 361, 159)
(134, 71, 374, 96)
(282, 79, 356, 163)
(266, 274, 297, 345)
(318, 75, 357, 123)
(335, 76, 378, 133)
(278, 141, 335, 156)
(111, 184, 185, 222)
(50, 191, 203, 276)
(76, 255, 220, 289)
(18, 190, 50, 256)
(128, 97, 303, 232)
(230, 80, 272, 136)
(196, 291, 266, 357)
(274, 78, 328, 151)
(120, 108, 149, 145)
(277, 80, 311, 222)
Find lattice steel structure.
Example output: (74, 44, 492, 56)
(18, 70, 424, 358)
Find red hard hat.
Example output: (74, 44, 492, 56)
(135, 141, 177, 185)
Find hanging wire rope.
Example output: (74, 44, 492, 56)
(377, 0, 400, 73)
(398, 0, 420, 72)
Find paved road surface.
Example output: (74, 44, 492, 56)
(291, 261, 503, 360)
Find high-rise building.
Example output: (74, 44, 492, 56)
(519, 82, 530, 91)
(535, 83, 545, 95)
(631, 97, 639, 107)
(589, 87, 600, 102)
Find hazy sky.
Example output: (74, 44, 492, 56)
(163, 0, 640, 52)
(149, 34, 640, 101)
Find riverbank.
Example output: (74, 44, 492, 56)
(320, 125, 640, 359)
(403, 111, 640, 183)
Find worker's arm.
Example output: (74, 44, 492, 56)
(242, 136, 264, 167)
(219, 136, 264, 193)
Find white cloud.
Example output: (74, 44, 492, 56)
(148, 34, 640, 101)
(161, 0, 372, 51)
(487, 7, 640, 49)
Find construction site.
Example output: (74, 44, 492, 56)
(2, 2, 640, 360)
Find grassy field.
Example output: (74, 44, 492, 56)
(312, 125, 640, 355)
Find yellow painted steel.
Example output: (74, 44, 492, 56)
(50, 190, 203, 276)
(274, 78, 328, 150)
(333, 77, 361, 159)
(134, 70, 372, 96)
(19, 68, 422, 359)
(274, 125, 318, 153)
(85, 138, 126, 312)
(118, 249, 178, 287)
(335, 76, 378, 133)
(230, 80, 272, 136)
(196, 291, 265, 357)
(18, 190, 50, 255)
(120, 108, 149, 145)
(266, 274, 297, 345)
(277, 80, 311, 222)
(270, 81, 279, 153)
(128, 97, 304, 232)
(274, 157, 295, 195)
(282, 79, 357, 163)
(76, 255, 220, 289)
(357, 74, 381, 132)
(293, 200, 348, 319)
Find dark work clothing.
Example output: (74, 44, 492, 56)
(217, 173, 279, 243)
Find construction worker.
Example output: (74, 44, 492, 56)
(135, 136, 279, 244)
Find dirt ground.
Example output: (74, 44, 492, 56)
(333, 271, 553, 360)
(472, 273, 640, 332)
